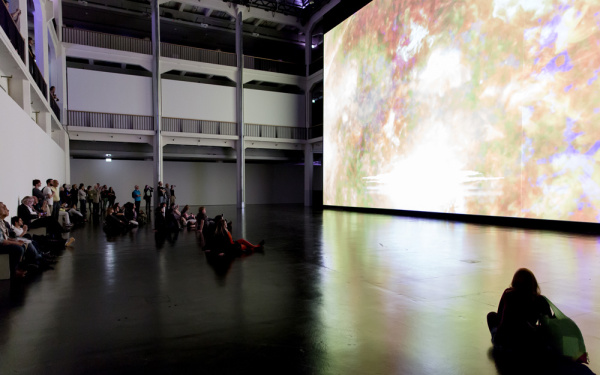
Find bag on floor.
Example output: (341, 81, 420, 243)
(541, 297, 589, 364)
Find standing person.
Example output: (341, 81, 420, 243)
(42, 179, 54, 217)
(51, 180, 60, 219)
(32, 179, 45, 211)
(107, 187, 116, 207)
(78, 184, 87, 216)
(88, 185, 99, 217)
(70, 184, 78, 209)
(59, 184, 68, 205)
(100, 185, 109, 212)
(143, 185, 152, 214)
(132, 185, 141, 213)
(157, 181, 166, 205)
(164, 183, 171, 209)
(86, 186, 93, 213)
(170, 185, 176, 207)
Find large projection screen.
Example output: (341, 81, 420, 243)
(324, 0, 600, 223)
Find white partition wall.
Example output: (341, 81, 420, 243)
(0, 90, 66, 214)
(161, 80, 236, 122)
(67, 68, 153, 115)
(244, 89, 305, 127)
(70, 159, 303, 206)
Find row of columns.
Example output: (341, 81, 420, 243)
(150, 3, 317, 209)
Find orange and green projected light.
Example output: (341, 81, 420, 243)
(324, 0, 600, 223)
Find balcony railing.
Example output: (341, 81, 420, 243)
(62, 27, 305, 75)
(63, 27, 152, 54)
(0, 4, 25, 63)
(161, 42, 236, 67)
(244, 55, 305, 76)
(50, 96, 60, 121)
(162, 117, 237, 136)
(68, 110, 153, 130)
(67, 111, 323, 140)
(244, 123, 307, 140)
(29, 53, 47, 99)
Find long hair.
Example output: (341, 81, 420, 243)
(510, 268, 541, 296)
(214, 217, 227, 237)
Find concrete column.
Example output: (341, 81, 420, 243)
(63, 131, 70, 182)
(305, 26, 313, 76)
(37, 111, 52, 134)
(16, 0, 28, 66)
(33, 0, 49, 93)
(151, 0, 163, 208)
(235, 10, 245, 209)
(304, 143, 313, 207)
(8, 79, 31, 114)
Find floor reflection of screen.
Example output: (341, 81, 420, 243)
(324, 0, 600, 223)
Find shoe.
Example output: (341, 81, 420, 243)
(65, 237, 75, 247)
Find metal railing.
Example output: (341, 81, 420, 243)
(244, 123, 307, 140)
(67, 111, 321, 141)
(162, 117, 237, 136)
(29, 53, 47, 99)
(63, 27, 306, 75)
(68, 110, 153, 130)
(161, 42, 236, 67)
(0, 4, 25, 63)
(308, 124, 322, 139)
(63, 27, 152, 54)
(244, 55, 305, 76)
(50, 96, 60, 121)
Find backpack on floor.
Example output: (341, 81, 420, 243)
(541, 297, 589, 364)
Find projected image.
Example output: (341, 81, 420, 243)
(324, 0, 600, 222)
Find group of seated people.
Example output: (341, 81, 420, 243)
(153, 205, 265, 257)
(0, 198, 75, 279)
(103, 202, 148, 233)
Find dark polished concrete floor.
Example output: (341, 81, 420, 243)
(0, 205, 598, 374)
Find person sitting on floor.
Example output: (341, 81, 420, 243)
(209, 216, 264, 256)
(17, 196, 75, 247)
(104, 207, 128, 233)
(180, 205, 196, 228)
(487, 268, 552, 354)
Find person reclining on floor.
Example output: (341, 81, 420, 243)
(208, 216, 264, 257)
(180, 205, 196, 228)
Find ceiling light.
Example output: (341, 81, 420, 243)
(106, 158, 112, 162)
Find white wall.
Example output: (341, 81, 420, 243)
(161, 79, 236, 122)
(67, 68, 152, 115)
(244, 89, 305, 127)
(0, 89, 66, 214)
(66, 70, 305, 127)
(69, 159, 304, 206)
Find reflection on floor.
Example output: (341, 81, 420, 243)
(0, 205, 598, 374)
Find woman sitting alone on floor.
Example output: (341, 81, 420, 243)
(487, 268, 551, 353)
(211, 217, 264, 256)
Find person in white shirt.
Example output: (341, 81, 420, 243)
(42, 178, 54, 216)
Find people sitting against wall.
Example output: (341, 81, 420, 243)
(180, 205, 196, 228)
(0, 202, 27, 278)
(10, 216, 56, 270)
(18, 197, 75, 247)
